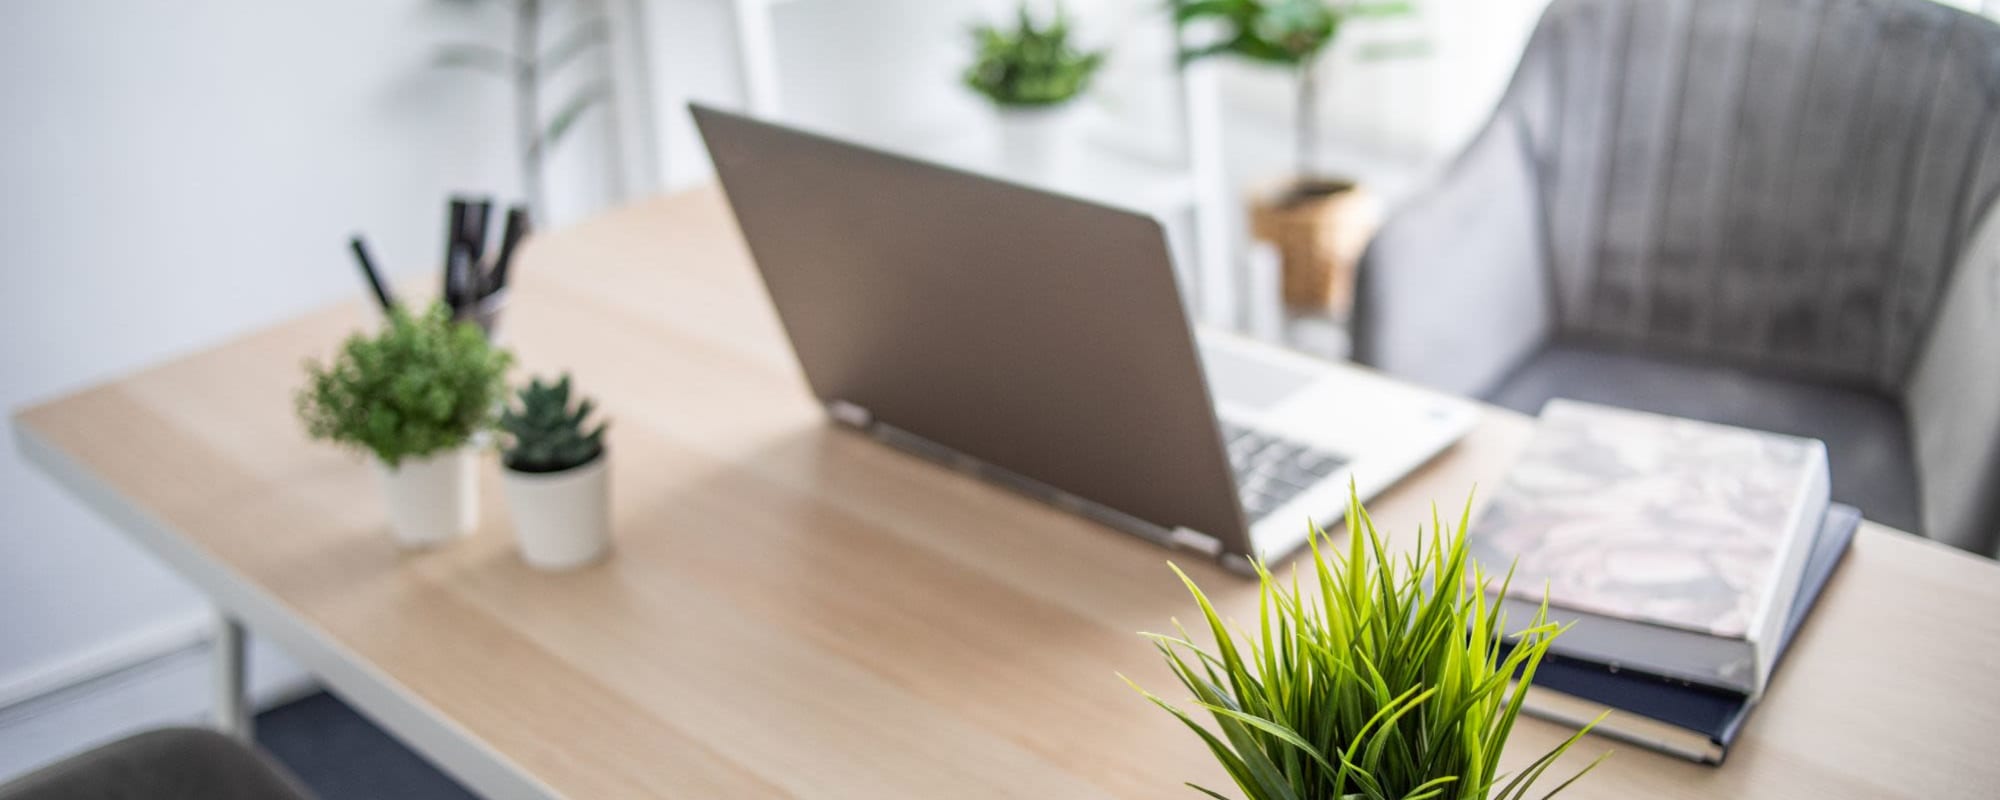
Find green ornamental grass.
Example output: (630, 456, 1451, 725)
(297, 302, 512, 467)
(1126, 490, 1606, 800)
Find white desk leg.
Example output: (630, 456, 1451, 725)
(212, 612, 252, 739)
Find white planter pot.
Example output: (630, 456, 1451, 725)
(994, 104, 1082, 179)
(374, 448, 478, 549)
(501, 455, 611, 571)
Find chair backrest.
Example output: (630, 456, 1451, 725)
(1507, 0, 2000, 391)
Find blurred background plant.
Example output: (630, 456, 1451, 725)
(1173, 0, 1421, 193)
(964, 2, 1107, 108)
(436, 0, 612, 222)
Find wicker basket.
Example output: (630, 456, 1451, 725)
(1250, 180, 1382, 316)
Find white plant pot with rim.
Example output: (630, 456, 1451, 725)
(994, 102, 1083, 179)
(375, 448, 479, 549)
(501, 454, 611, 571)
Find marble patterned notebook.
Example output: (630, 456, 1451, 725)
(1470, 399, 1830, 697)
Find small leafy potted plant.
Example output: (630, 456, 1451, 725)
(498, 373, 611, 570)
(963, 2, 1107, 177)
(1174, 0, 1417, 315)
(297, 303, 512, 549)
(1126, 490, 1605, 799)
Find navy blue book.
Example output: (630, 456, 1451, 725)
(1505, 503, 1861, 764)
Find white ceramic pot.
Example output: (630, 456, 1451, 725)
(995, 103, 1082, 178)
(501, 455, 611, 571)
(374, 448, 478, 549)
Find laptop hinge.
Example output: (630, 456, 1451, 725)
(853, 416, 1246, 572)
(827, 399, 872, 428)
(1169, 527, 1224, 557)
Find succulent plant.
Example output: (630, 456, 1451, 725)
(499, 373, 607, 474)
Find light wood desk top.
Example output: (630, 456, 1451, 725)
(16, 187, 2000, 798)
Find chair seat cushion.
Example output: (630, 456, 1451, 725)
(1486, 342, 1922, 533)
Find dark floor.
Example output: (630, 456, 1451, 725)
(257, 692, 477, 800)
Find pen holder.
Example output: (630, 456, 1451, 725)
(457, 290, 508, 341)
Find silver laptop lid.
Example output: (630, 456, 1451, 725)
(692, 104, 1252, 555)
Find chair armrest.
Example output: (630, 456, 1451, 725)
(0, 728, 315, 800)
(1350, 111, 1554, 397)
(1906, 207, 2000, 556)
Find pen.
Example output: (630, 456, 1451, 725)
(465, 197, 493, 265)
(465, 197, 494, 298)
(489, 205, 530, 296)
(348, 235, 397, 313)
(445, 198, 469, 311)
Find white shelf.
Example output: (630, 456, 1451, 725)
(892, 130, 1200, 218)
(1220, 117, 1439, 208)
(723, 0, 1239, 325)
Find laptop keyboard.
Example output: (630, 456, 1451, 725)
(1221, 421, 1350, 522)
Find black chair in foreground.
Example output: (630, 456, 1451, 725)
(1353, 0, 2000, 556)
(0, 728, 314, 800)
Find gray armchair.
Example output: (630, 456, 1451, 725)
(1353, 0, 2000, 555)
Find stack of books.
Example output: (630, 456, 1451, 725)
(1470, 400, 1860, 764)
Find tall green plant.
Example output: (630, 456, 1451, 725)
(964, 3, 1107, 107)
(297, 303, 513, 467)
(1173, 0, 1418, 188)
(1125, 490, 1605, 800)
(436, 0, 612, 222)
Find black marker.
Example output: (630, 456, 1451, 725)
(488, 205, 531, 296)
(349, 235, 397, 313)
(444, 198, 470, 310)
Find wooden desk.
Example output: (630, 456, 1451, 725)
(15, 188, 2000, 798)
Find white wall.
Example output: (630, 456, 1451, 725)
(638, 0, 747, 190)
(1938, 0, 2000, 16)
(0, 0, 618, 775)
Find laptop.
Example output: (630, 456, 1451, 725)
(691, 104, 1477, 573)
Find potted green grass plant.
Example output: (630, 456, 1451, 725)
(498, 373, 611, 570)
(1173, 0, 1417, 314)
(1126, 491, 1605, 799)
(297, 303, 512, 548)
(963, 2, 1107, 177)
